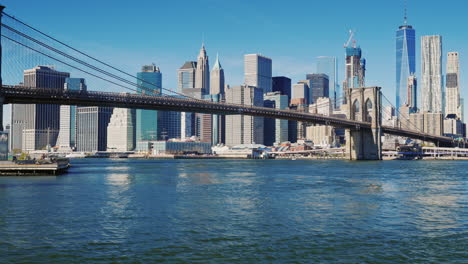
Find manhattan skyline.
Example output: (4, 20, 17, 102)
(1, 0, 467, 124)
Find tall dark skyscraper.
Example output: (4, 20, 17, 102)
(306, 73, 329, 104)
(396, 4, 416, 111)
(272, 76, 292, 102)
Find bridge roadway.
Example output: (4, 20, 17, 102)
(0, 85, 456, 145)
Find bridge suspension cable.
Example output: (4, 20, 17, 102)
(1, 11, 201, 101)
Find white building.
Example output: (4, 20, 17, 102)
(57, 105, 76, 151)
(309, 97, 332, 116)
(244, 54, 272, 93)
(292, 82, 308, 102)
(264, 92, 288, 145)
(421, 35, 443, 113)
(306, 125, 336, 147)
(423, 112, 444, 136)
(107, 108, 135, 152)
(225, 85, 264, 146)
(445, 52, 462, 119)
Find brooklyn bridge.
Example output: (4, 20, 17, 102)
(0, 5, 461, 160)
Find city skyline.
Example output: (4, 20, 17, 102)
(1, 0, 467, 125)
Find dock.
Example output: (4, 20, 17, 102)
(0, 158, 70, 176)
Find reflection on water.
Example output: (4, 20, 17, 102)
(0, 159, 466, 263)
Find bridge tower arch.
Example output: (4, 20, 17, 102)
(345, 87, 382, 160)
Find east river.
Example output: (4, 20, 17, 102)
(0, 159, 466, 263)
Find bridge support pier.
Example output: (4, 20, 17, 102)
(0, 5, 4, 131)
(345, 127, 382, 160)
(344, 87, 382, 160)
(0, 96, 3, 131)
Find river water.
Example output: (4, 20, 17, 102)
(0, 159, 466, 263)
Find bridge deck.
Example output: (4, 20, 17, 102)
(0, 85, 456, 145)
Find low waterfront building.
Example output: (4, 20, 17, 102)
(212, 144, 267, 159)
(151, 141, 212, 155)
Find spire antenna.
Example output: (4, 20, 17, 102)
(404, 0, 407, 25)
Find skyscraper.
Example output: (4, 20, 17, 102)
(316, 57, 338, 107)
(178, 61, 197, 93)
(244, 54, 272, 93)
(210, 54, 224, 95)
(225, 85, 264, 146)
(343, 47, 365, 103)
(107, 108, 136, 152)
(292, 82, 308, 104)
(194, 44, 213, 143)
(407, 74, 417, 112)
(76, 106, 113, 152)
(272, 76, 292, 102)
(158, 110, 181, 140)
(178, 61, 198, 139)
(445, 52, 461, 119)
(210, 54, 225, 145)
(195, 44, 210, 95)
(264, 92, 289, 146)
(11, 66, 69, 151)
(57, 78, 87, 151)
(396, 10, 416, 111)
(421, 35, 443, 113)
(136, 64, 161, 149)
(306, 73, 330, 104)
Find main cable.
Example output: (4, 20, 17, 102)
(1, 12, 201, 100)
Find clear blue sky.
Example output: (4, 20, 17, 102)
(1, 0, 467, 124)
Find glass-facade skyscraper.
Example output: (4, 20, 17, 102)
(58, 78, 87, 150)
(306, 73, 330, 104)
(136, 65, 162, 146)
(396, 21, 416, 111)
(316, 57, 338, 108)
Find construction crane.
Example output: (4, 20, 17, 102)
(343, 30, 357, 48)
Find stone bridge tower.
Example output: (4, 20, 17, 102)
(344, 87, 382, 160)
